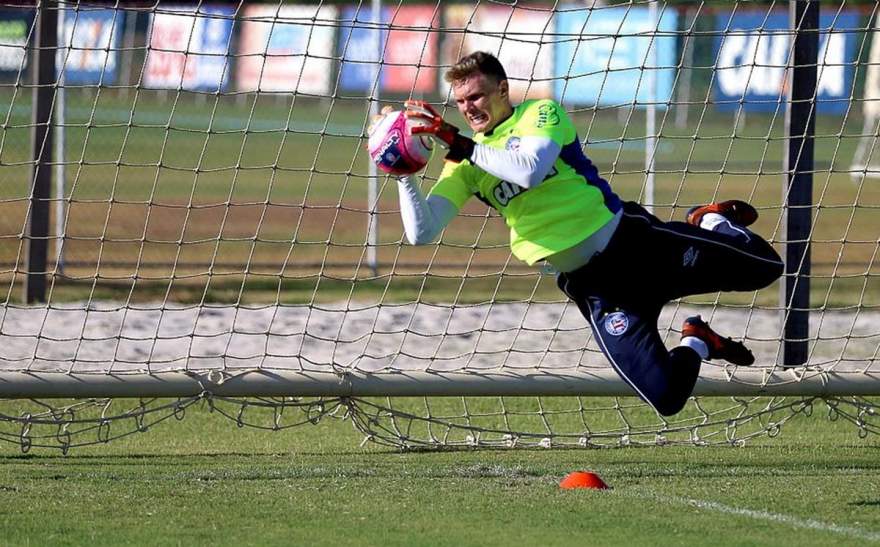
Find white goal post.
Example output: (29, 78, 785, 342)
(1, 1, 878, 452)
(2, 369, 879, 398)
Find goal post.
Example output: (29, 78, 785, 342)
(781, 0, 817, 367)
(2, 1, 879, 452)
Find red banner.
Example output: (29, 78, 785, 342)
(382, 6, 439, 94)
(237, 5, 337, 94)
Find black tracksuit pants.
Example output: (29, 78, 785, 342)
(556, 201, 784, 416)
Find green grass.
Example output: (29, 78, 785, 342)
(0, 397, 878, 546)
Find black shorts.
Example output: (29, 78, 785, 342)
(556, 201, 783, 415)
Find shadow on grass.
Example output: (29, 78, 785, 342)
(12, 272, 872, 308)
(850, 500, 880, 507)
(4, 446, 880, 483)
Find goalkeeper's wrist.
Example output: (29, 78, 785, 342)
(445, 133, 475, 163)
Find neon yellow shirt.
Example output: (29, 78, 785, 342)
(428, 99, 621, 265)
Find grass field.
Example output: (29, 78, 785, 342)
(0, 397, 878, 546)
(1, 84, 879, 547)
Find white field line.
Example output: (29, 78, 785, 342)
(618, 489, 880, 543)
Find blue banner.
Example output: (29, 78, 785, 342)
(554, 6, 678, 107)
(145, 5, 235, 92)
(337, 6, 387, 92)
(57, 8, 124, 85)
(186, 5, 234, 92)
(713, 10, 859, 114)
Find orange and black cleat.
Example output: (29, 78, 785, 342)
(682, 315, 755, 366)
(686, 200, 758, 228)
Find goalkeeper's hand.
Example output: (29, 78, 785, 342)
(404, 100, 475, 163)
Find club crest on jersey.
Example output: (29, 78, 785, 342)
(505, 137, 521, 151)
(604, 311, 629, 336)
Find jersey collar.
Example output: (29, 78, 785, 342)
(478, 105, 518, 139)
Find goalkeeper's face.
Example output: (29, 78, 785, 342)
(452, 73, 512, 134)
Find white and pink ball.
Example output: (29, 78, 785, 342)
(367, 110, 433, 176)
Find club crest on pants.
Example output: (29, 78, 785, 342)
(604, 311, 629, 336)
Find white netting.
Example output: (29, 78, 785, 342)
(0, 1, 878, 451)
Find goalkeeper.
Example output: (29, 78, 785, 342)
(388, 51, 784, 416)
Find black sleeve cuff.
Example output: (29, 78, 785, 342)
(445, 134, 476, 163)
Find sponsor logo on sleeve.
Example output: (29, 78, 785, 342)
(535, 103, 560, 128)
(683, 246, 699, 267)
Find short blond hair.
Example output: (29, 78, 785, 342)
(444, 51, 508, 85)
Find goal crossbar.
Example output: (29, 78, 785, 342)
(1, 369, 877, 399)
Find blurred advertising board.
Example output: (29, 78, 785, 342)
(441, 4, 555, 102)
(554, 5, 678, 107)
(864, 15, 880, 118)
(0, 10, 33, 75)
(144, 4, 234, 92)
(237, 4, 337, 94)
(57, 7, 124, 85)
(713, 10, 859, 113)
(338, 5, 439, 95)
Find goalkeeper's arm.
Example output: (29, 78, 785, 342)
(469, 136, 560, 189)
(397, 176, 459, 245)
(405, 100, 561, 189)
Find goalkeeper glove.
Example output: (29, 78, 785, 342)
(404, 100, 475, 163)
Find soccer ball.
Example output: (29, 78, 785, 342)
(367, 110, 433, 176)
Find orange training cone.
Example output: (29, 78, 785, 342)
(559, 471, 609, 490)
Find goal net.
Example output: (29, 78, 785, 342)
(1, 1, 878, 452)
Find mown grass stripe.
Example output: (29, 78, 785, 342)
(624, 489, 880, 543)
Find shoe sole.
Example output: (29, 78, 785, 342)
(687, 200, 758, 228)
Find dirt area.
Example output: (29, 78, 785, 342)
(0, 300, 876, 377)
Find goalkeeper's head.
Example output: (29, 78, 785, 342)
(445, 51, 514, 134)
